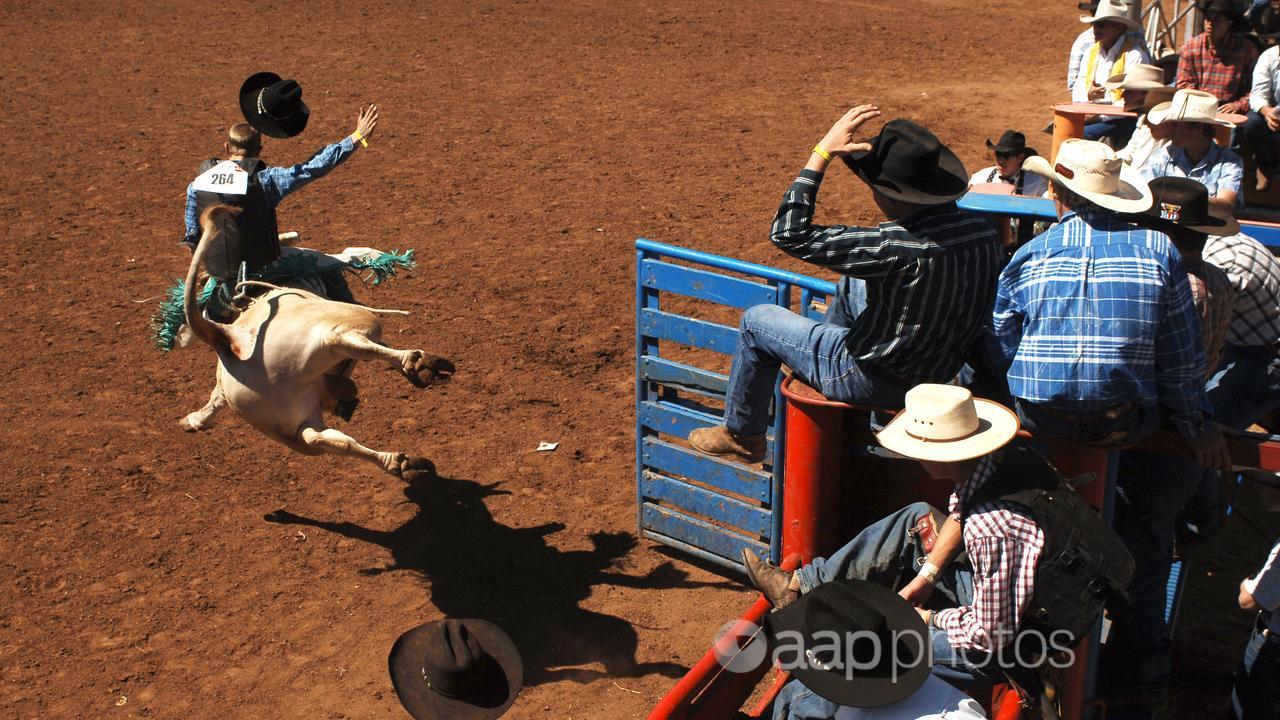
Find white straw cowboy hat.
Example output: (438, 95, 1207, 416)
(1105, 63, 1167, 91)
(1023, 139, 1153, 213)
(875, 384, 1019, 463)
(1081, 0, 1142, 32)
(1147, 89, 1236, 127)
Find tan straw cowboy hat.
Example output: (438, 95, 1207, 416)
(1147, 89, 1236, 127)
(1081, 0, 1142, 32)
(1023, 139, 1153, 213)
(1105, 63, 1167, 91)
(875, 384, 1019, 462)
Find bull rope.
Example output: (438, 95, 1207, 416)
(149, 249, 417, 351)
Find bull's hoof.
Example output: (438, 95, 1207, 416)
(407, 354, 456, 389)
(180, 415, 203, 432)
(398, 456, 438, 485)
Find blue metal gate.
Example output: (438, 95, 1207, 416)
(634, 238, 834, 571)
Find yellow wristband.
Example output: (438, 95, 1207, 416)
(354, 131, 369, 148)
(812, 144, 831, 161)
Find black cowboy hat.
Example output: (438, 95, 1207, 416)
(389, 619, 523, 720)
(986, 129, 1038, 157)
(763, 579, 931, 708)
(1119, 176, 1240, 236)
(239, 71, 309, 139)
(842, 119, 969, 205)
(1197, 0, 1244, 21)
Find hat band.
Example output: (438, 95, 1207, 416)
(904, 420, 982, 444)
(256, 88, 289, 121)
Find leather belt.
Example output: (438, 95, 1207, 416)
(1033, 400, 1137, 422)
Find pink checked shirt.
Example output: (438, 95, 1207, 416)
(933, 455, 1046, 653)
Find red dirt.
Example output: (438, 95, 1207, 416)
(0, 1, 1272, 718)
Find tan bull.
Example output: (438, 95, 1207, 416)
(180, 206, 451, 482)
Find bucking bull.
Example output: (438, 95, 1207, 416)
(180, 205, 453, 482)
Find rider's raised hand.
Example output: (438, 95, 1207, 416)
(353, 104, 380, 144)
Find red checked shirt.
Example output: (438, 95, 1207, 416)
(935, 454, 1046, 653)
(1176, 32, 1259, 114)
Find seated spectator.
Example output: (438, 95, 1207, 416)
(1183, 228, 1280, 554)
(1177, 0, 1259, 116)
(1094, 63, 1168, 148)
(745, 384, 1131, 716)
(1230, 471, 1280, 720)
(968, 130, 1048, 197)
(1073, 0, 1152, 104)
(1141, 89, 1245, 208)
(1156, 47, 1182, 84)
(993, 139, 1229, 464)
(1069, 0, 1151, 94)
(1118, 84, 1177, 173)
(688, 108, 1002, 463)
(1102, 178, 1237, 716)
(1245, 37, 1280, 188)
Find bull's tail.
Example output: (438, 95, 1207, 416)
(184, 205, 240, 355)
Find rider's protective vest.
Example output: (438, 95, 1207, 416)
(193, 157, 280, 281)
(967, 445, 1135, 656)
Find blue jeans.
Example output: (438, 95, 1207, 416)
(1244, 111, 1280, 175)
(722, 278, 908, 435)
(792, 504, 996, 696)
(1014, 399, 1162, 448)
(1099, 450, 1203, 709)
(1085, 116, 1138, 148)
(1189, 344, 1280, 534)
(1233, 621, 1280, 719)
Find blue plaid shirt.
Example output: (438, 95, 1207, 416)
(991, 207, 1209, 434)
(183, 136, 357, 243)
(1139, 142, 1245, 208)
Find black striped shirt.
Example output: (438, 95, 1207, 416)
(770, 169, 1003, 385)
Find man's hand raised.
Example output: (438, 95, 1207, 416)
(352, 104, 380, 144)
(816, 105, 882, 158)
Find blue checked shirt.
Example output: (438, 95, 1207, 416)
(1139, 142, 1245, 208)
(991, 207, 1209, 434)
(771, 168, 1003, 385)
(183, 136, 357, 243)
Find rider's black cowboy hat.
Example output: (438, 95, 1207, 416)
(842, 119, 970, 205)
(239, 71, 309, 139)
(389, 619, 523, 720)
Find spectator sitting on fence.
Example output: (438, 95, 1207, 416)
(1099, 177, 1238, 717)
(1140, 89, 1245, 208)
(745, 384, 1132, 716)
(1230, 470, 1280, 719)
(1244, 35, 1280, 189)
(687, 107, 1002, 463)
(1176, 0, 1259, 117)
(991, 139, 1231, 465)
(1069, 0, 1151, 97)
(1117, 84, 1176, 173)
(1072, 0, 1152, 106)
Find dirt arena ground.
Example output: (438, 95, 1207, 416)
(2, 1, 1277, 718)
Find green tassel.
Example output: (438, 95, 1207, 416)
(347, 250, 416, 285)
(150, 277, 217, 351)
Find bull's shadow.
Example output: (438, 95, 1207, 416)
(265, 474, 723, 685)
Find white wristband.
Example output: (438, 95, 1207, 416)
(919, 561, 941, 584)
